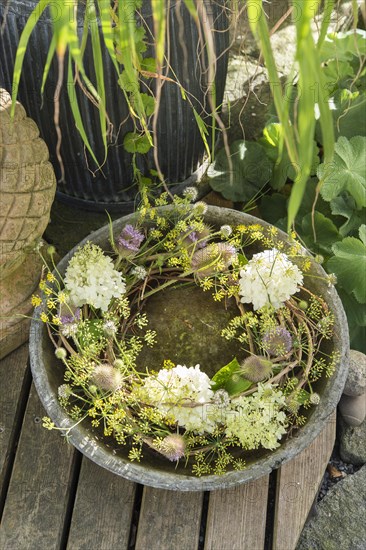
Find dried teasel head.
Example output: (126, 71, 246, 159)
(240, 355, 273, 383)
(91, 364, 123, 392)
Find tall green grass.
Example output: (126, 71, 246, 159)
(248, 0, 336, 230)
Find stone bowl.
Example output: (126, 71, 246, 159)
(29, 206, 350, 491)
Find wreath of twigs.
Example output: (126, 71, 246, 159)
(39, 204, 338, 475)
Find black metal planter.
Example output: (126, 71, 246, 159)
(0, 0, 229, 211)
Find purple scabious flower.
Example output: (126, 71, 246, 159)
(59, 306, 81, 326)
(262, 327, 293, 356)
(117, 225, 145, 255)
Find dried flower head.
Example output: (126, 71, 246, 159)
(58, 384, 72, 399)
(159, 434, 186, 461)
(91, 364, 123, 392)
(182, 225, 211, 250)
(262, 327, 293, 356)
(183, 186, 198, 202)
(309, 392, 320, 405)
(192, 201, 208, 216)
(117, 225, 145, 256)
(103, 320, 117, 337)
(220, 225, 232, 237)
(191, 242, 237, 277)
(55, 347, 67, 360)
(240, 355, 273, 383)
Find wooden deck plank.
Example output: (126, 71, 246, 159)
(204, 476, 270, 550)
(135, 487, 204, 550)
(273, 410, 337, 550)
(67, 457, 136, 550)
(0, 384, 75, 550)
(0, 345, 30, 491)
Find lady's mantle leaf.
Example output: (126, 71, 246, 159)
(212, 358, 252, 395)
(318, 136, 366, 208)
(207, 141, 273, 202)
(327, 228, 366, 303)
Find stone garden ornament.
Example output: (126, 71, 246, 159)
(0, 89, 56, 359)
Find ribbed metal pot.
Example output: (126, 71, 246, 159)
(29, 207, 350, 491)
(0, 1, 229, 211)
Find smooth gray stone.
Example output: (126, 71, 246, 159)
(296, 465, 366, 550)
(338, 394, 366, 427)
(343, 349, 366, 397)
(339, 415, 366, 466)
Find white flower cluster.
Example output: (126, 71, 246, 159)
(64, 243, 126, 311)
(239, 248, 303, 310)
(140, 364, 217, 433)
(225, 384, 288, 450)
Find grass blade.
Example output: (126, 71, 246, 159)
(11, 0, 51, 116)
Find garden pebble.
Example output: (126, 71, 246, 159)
(338, 393, 366, 426)
(297, 464, 366, 550)
(339, 415, 366, 466)
(343, 349, 366, 397)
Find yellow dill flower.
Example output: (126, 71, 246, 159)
(236, 225, 248, 233)
(58, 291, 67, 303)
(249, 224, 262, 231)
(251, 231, 264, 241)
(150, 229, 163, 239)
(163, 359, 175, 370)
(47, 299, 56, 310)
(302, 258, 312, 272)
(44, 287, 52, 296)
(31, 295, 42, 307)
(47, 272, 56, 282)
(52, 316, 61, 326)
(40, 312, 49, 323)
(39, 280, 47, 291)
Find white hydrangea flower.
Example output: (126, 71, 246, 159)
(225, 384, 288, 450)
(64, 243, 126, 312)
(140, 364, 216, 433)
(239, 248, 303, 310)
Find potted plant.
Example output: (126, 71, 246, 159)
(29, 195, 349, 490)
(0, 0, 229, 210)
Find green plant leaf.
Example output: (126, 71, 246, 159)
(140, 57, 157, 73)
(11, 0, 51, 116)
(330, 194, 366, 236)
(259, 193, 288, 226)
(319, 29, 366, 63)
(211, 358, 252, 395)
(318, 136, 366, 208)
(207, 141, 273, 202)
(212, 358, 240, 390)
(335, 289, 366, 352)
(259, 123, 319, 189)
(135, 93, 155, 116)
(301, 212, 340, 256)
(359, 224, 366, 245)
(123, 132, 151, 154)
(327, 235, 366, 303)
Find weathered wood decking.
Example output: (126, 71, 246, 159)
(0, 344, 336, 550)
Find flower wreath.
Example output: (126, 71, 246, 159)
(35, 192, 339, 476)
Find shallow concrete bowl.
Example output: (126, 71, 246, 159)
(29, 206, 350, 491)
